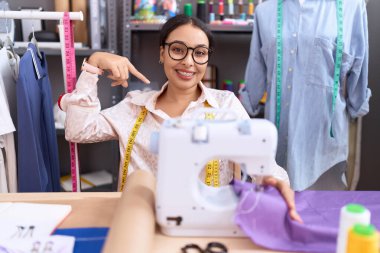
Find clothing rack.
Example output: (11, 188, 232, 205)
(0, 10, 83, 21)
(0, 10, 83, 92)
(0, 9, 84, 106)
(0, 10, 83, 192)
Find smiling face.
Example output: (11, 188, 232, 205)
(159, 23, 209, 91)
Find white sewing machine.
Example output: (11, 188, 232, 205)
(154, 112, 278, 237)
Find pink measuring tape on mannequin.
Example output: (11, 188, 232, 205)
(63, 12, 80, 192)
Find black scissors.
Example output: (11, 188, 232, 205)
(181, 242, 228, 253)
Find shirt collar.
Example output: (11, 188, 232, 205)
(198, 81, 219, 108)
(130, 81, 220, 110)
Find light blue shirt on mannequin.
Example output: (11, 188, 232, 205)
(240, 0, 371, 190)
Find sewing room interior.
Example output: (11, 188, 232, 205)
(0, 0, 379, 252)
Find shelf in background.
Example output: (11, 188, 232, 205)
(60, 183, 113, 192)
(14, 45, 115, 56)
(127, 23, 163, 31)
(208, 24, 253, 32)
(82, 183, 113, 192)
(127, 23, 253, 32)
(61, 170, 114, 192)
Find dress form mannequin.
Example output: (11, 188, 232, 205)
(242, 0, 370, 190)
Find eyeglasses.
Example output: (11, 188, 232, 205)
(164, 41, 212, 65)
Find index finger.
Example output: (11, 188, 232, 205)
(127, 61, 150, 84)
(274, 180, 304, 223)
(270, 178, 294, 209)
(263, 177, 303, 223)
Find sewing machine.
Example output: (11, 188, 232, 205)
(153, 112, 278, 237)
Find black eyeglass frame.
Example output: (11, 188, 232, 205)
(164, 41, 213, 65)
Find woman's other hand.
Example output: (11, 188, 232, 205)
(87, 52, 150, 87)
(262, 176, 303, 223)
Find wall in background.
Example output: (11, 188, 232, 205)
(357, 0, 380, 190)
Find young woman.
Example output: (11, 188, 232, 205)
(60, 14, 301, 222)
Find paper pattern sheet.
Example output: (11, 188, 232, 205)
(0, 235, 75, 253)
(0, 202, 72, 240)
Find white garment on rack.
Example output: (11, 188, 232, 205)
(0, 77, 14, 135)
(0, 137, 8, 193)
(0, 133, 17, 192)
(0, 47, 19, 127)
(0, 47, 19, 192)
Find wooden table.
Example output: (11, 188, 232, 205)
(0, 193, 298, 253)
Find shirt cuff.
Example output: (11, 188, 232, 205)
(81, 58, 104, 75)
(57, 93, 65, 110)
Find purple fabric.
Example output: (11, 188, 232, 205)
(233, 180, 380, 253)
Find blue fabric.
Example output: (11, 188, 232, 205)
(241, 0, 371, 190)
(54, 227, 109, 253)
(233, 180, 380, 253)
(16, 43, 61, 192)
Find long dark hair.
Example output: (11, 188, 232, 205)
(159, 14, 215, 50)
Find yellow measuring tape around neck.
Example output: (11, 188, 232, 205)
(119, 102, 220, 191)
(204, 101, 220, 187)
(119, 107, 148, 191)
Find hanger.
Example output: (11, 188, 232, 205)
(31, 24, 42, 59)
(3, 35, 15, 58)
(2, 15, 16, 59)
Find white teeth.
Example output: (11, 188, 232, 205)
(177, 71, 193, 77)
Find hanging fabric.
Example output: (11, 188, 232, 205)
(16, 43, 61, 192)
(0, 44, 19, 193)
(0, 10, 83, 192)
(0, 45, 19, 124)
(0, 137, 8, 192)
(233, 180, 380, 253)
